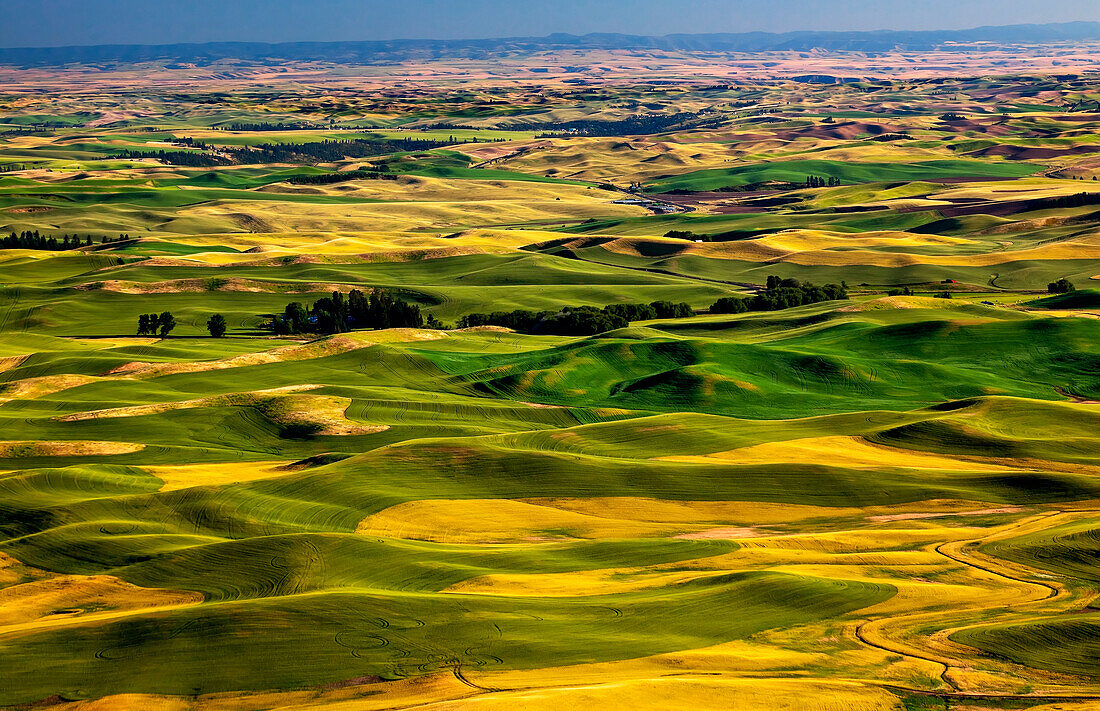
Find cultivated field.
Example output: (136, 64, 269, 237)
(0, 36, 1099, 710)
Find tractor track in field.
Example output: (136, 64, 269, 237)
(451, 665, 504, 692)
(853, 511, 1072, 695)
(853, 620, 954, 689)
(933, 541, 1059, 602)
(0, 286, 22, 333)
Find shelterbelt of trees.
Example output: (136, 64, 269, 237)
(271, 289, 431, 336)
(531, 110, 723, 136)
(3, 230, 132, 250)
(135, 312, 230, 338)
(264, 279, 848, 339)
(116, 135, 500, 167)
(457, 300, 694, 336)
(710, 278, 848, 314)
(286, 170, 398, 185)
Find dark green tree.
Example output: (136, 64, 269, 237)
(1048, 278, 1076, 294)
(285, 302, 309, 333)
(157, 311, 176, 338)
(649, 301, 693, 319)
(710, 297, 749, 314)
(140, 313, 160, 335)
(206, 313, 227, 338)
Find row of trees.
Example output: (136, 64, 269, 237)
(120, 136, 471, 167)
(137, 312, 177, 337)
(458, 306, 626, 336)
(225, 136, 468, 164)
(3, 231, 133, 251)
(456, 301, 694, 336)
(136, 312, 228, 338)
(1030, 192, 1100, 210)
(222, 122, 320, 131)
(530, 111, 722, 137)
(287, 170, 398, 185)
(119, 276, 1087, 342)
(4, 231, 91, 251)
(263, 284, 850, 340)
(710, 277, 848, 314)
(135, 281, 853, 342)
(271, 289, 428, 336)
(116, 149, 231, 167)
(804, 176, 843, 188)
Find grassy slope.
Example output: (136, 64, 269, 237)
(644, 160, 1040, 193)
(2, 292, 1098, 702)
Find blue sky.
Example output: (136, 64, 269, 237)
(0, 0, 1097, 48)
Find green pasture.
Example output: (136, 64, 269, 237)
(643, 160, 1041, 193)
(953, 616, 1100, 678)
(0, 567, 889, 703)
(979, 518, 1100, 584)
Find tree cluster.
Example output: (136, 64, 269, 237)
(227, 137, 466, 165)
(664, 229, 706, 240)
(2, 231, 132, 251)
(271, 289, 424, 335)
(1048, 278, 1076, 294)
(458, 307, 625, 336)
(4, 231, 85, 251)
(529, 111, 721, 137)
(286, 170, 398, 185)
(457, 300, 694, 336)
(116, 149, 231, 167)
(1028, 192, 1100, 210)
(804, 176, 843, 188)
(118, 135, 469, 168)
(137, 312, 177, 337)
(223, 122, 320, 131)
(710, 277, 848, 314)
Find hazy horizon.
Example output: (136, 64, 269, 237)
(0, 0, 1097, 49)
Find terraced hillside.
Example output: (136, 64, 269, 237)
(0, 48, 1099, 711)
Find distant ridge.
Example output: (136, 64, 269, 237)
(2, 22, 1099, 66)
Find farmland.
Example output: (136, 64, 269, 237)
(0, 30, 1099, 711)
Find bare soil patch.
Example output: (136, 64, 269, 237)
(0, 441, 144, 457)
(674, 527, 769, 540)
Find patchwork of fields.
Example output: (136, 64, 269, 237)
(0, 44, 1099, 710)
